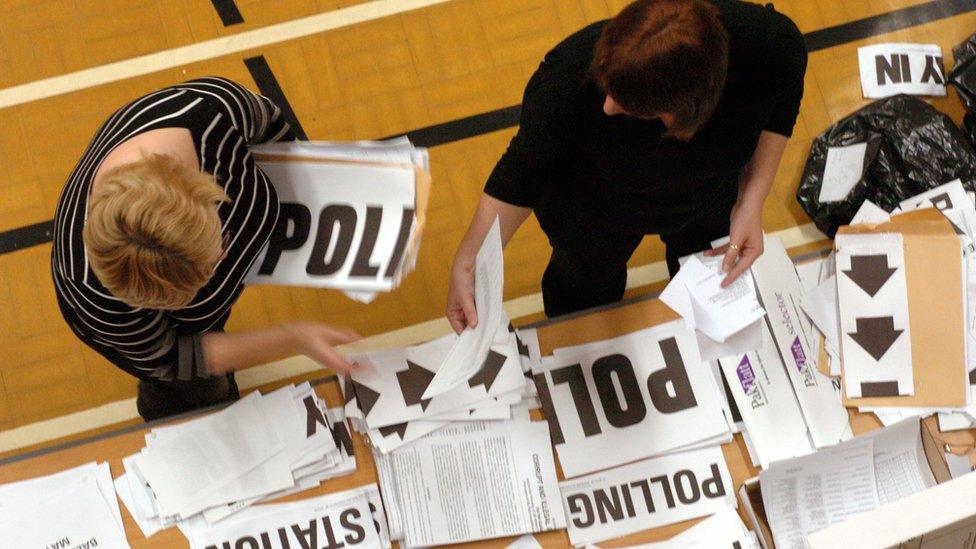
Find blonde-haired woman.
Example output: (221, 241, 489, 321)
(53, 77, 358, 421)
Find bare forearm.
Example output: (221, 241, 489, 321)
(738, 131, 789, 210)
(454, 194, 531, 264)
(202, 326, 300, 375)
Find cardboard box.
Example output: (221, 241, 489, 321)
(740, 416, 952, 549)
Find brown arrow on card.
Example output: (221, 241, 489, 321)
(397, 360, 436, 411)
(378, 422, 409, 440)
(843, 255, 897, 297)
(352, 380, 381, 417)
(468, 350, 507, 391)
(848, 316, 903, 361)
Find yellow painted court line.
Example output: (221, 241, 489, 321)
(0, 223, 827, 455)
(0, 0, 453, 109)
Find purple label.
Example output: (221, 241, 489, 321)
(736, 355, 757, 394)
(791, 337, 807, 372)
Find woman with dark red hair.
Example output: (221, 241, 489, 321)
(447, 0, 807, 328)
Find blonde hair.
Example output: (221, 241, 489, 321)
(84, 153, 229, 310)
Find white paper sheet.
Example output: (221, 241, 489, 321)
(719, 323, 812, 469)
(506, 534, 543, 549)
(0, 461, 123, 532)
(867, 416, 936, 506)
(427, 218, 505, 398)
(751, 236, 851, 448)
(539, 321, 730, 478)
(852, 199, 892, 225)
(661, 255, 765, 343)
(348, 330, 524, 428)
(835, 233, 914, 397)
(0, 477, 130, 549)
(801, 274, 841, 357)
(761, 438, 879, 549)
(900, 179, 976, 244)
(560, 446, 735, 546)
(392, 420, 565, 547)
(115, 473, 164, 539)
(818, 143, 868, 203)
(857, 43, 947, 99)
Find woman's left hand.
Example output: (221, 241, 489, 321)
(705, 202, 764, 287)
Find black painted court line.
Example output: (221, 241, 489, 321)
(244, 55, 309, 141)
(384, 105, 522, 148)
(0, 220, 54, 254)
(805, 0, 976, 53)
(3, 0, 976, 254)
(210, 0, 245, 26)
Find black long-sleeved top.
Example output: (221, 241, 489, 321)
(485, 0, 807, 244)
(52, 77, 293, 381)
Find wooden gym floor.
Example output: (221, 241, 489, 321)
(0, 0, 974, 454)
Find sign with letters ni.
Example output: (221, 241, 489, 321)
(559, 446, 736, 546)
(858, 43, 946, 99)
(533, 320, 730, 479)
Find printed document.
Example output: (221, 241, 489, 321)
(391, 419, 564, 546)
(761, 438, 880, 549)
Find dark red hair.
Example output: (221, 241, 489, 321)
(592, 0, 729, 138)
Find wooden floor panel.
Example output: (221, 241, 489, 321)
(1, 0, 975, 448)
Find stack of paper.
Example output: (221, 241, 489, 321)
(799, 181, 976, 429)
(181, 484, 391, 549)
(0, 462, 128, 548)
(369, 411, 566, 547)
(759, 417, 936, 548)
(115, 383, 357, 538)
(246, 138, 431, 303)
(342, 219, 539, 453)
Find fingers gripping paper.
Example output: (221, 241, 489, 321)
(426, 218, 505, 399)
(835, 233, 915, 397)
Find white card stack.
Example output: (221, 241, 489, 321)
(246, 138, 430, 303)
(342, 219, 539, 454)
(0, 462, 129, 548)
(115, 383, 357, 538)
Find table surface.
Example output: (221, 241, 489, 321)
(2, 279, 974, 548)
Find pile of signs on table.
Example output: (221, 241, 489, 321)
(339, 220, 563, 547)
(523, 309, 751, 545)
(0, 462, 129, 548)
(799, 180, 976, 430)
(245, 138, 430, 303)
(114, 382, 357, 541)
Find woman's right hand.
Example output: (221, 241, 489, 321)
(286, 321, 361, 374)
(447, 256, 478, 334)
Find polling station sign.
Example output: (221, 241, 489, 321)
(858, 43, 946, 99)
(559, 446, 735, 546)
(533, 321, 731, 478)
(246, 158, 425, 298)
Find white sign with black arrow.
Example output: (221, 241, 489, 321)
(835, 232, 914, 398)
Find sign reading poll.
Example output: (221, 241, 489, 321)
(858, 43, 946, 99)
(245, 140, 430, 303)
(533, 321, 730, 478)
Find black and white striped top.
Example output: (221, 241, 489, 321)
(52, 77, 293, 381)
